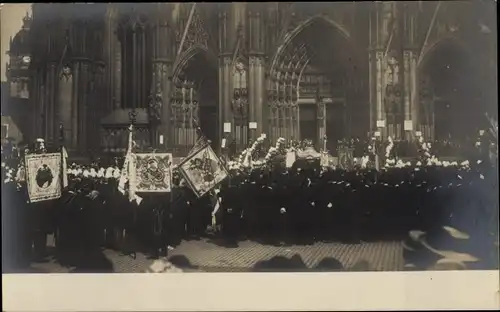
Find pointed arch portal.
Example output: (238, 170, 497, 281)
(268, 16, 363, 151)
(171, 49, 219, 154)
(418, 37, 484, 141)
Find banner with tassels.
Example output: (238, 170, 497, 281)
(177, 137, 229, 198)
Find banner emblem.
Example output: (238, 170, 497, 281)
(25, 153, 62, 203)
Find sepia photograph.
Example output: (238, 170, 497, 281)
(1, 1, 498, 311)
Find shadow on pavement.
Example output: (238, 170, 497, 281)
(52, 247, 114, 273)
(168, 255, 200, 271)
(207, 236, 239, 249)
(252, 254, 352, 272)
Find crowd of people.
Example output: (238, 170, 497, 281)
(1, 131, 498, 271)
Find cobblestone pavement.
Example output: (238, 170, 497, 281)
(24, 237, 404, 273)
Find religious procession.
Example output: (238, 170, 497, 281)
(1, 113, 498, 273)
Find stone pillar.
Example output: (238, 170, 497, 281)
(248, 56, 256, 129)
(248, 56, 265, 139)
(92, 63, 106, 151)
(218, 6, 233, 139)
(254, 56, 265, 137)
(402, 3, 420, 140)
(248, 4, 265, 138)
(375, 51, 385, 136)
(76, 61, 91, 152)
(104, 5, 121, 111)
(57, 66, 74, 148)
(70, 62, 79, 149)
(152, 4, 173, 149)
(221, 56, 233, 131)
(403, 50, 411, 140)
(410, 51, 418, 132)
(317, 100, 326, 146)
(45, 63, 58, 144)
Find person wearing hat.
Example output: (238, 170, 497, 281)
(167, 174, 189, 246)
(220, 176, 243, 242)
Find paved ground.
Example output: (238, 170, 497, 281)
(21, 237, 404, 273)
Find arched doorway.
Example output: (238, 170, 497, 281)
(419, 39, 483, 142)
(268, 16, 363, 152)
(171, 49, 218, 155)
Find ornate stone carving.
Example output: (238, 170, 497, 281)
(384, 56, 402, 115)
(148, 82, 162, 124)
(177, 10, 209, 55)
(222, 56, 232, 66)
(159, 63, 168, 75)
(60, 65, 72, 81)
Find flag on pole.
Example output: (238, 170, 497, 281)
(187, 136, 208, 157)
(61, 146, 68, 188)
(210, 189, 222, 231)
(178, 140, 229, 198)
(117, 125, 142, 204)
(118, 125, 133, 194)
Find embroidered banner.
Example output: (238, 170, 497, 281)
(135, 153, 173, 193)
(178, 144, 229, 198)
(25, 153, 62, 203)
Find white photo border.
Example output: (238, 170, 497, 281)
(3, 271, 499, 311)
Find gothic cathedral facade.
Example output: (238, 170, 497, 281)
(28, 2, 496, 156)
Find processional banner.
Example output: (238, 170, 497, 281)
(178, 144, 229, 198)
(25, 153, 62, 203)
(135, 153, 173, 193)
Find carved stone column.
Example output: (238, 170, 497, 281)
(375, 51, 385, 136)
(218, 7, 233, 133)
(44, 62, 58, 144)
(403, 50, 411, 139)
(66, 17, 93, 152)
(248, 4, 265, 138)
(155, 61, 172, 148)
(104, 5, 121, 110)
(221, 56, 233, 128)
(402, 3, 419, 139)
(57, 65, 74, 148)
(67, 62, 77, 149)
(91, 63, 106, 151)
(248, 56, 265, 138)
(372, 2, 396, 139)
(409, 51, 418, 132)
(76, 61, 91, 152)
(151, 4, 173, 149)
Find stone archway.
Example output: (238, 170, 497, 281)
(267, 16, 363, 151)
(418, 37, 483, 142)
(170, 48, 219, 154)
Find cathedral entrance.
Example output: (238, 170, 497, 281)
(419, 39, 483, 142)
(171, 50, 219, 155)
(268, 16, 362, 152)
